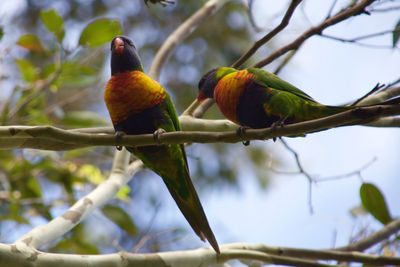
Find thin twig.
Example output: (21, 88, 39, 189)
(253, 0, 376, 68)
(325, 0, 339, 19)
(245, 0, 270, 32)
(280, 138, 314, 214)
(232, 0, 303, 68)
(273, 50, 297, 75)
(336, 219, 400, 252)
(315, 157, 376, 183)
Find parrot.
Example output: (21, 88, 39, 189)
(104, 36, 219, 253)
(198, 67, 362, 129)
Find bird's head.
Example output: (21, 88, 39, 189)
(197, 68, 218, 103)
(197, 67, 237, 103)
(110, 36, 144, 75)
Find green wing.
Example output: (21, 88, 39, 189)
(247, 67, 316, 103)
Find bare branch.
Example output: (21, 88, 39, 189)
(224, 242, 400, 265)
(1, 104, 399, 150)
(280, 138, 314, 213)
(336, 219, 400, 252)
(253, 0, 376, 68)
(232, 0, 303, 68)
(4, 240, 400, 266)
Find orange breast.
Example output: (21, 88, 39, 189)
(104, 71, 166, 125)
(214, 70, 254, 125)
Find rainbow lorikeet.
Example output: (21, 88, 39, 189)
(104, 36, 219, 253)
(198, 67, 352, 129)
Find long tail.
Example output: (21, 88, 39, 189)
(129, 145, 220, 253)
(163, 176, 220, 254)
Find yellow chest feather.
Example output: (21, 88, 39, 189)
(104, 71, 166, 125)
(214, 70, 254, 124)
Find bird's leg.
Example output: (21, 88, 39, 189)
(236, 126, 251, 146)
(115, 131, 126, 150)
(153, 128, 166, 145)
(270, 116, 288, 142)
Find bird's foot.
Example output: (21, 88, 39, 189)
(115, 131, 126, 150)
(153, 128, 166, 144)
(270, 117, 287, 142)
(236, 126, 251, 146)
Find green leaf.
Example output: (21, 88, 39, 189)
(0, 27, 3, 41)
(116, 185, 131, 202)
(42, 63, 56, 79)
(64, 147, 93, 159)
(102, 204, 137, 236)
(57, 62, 98, 86)
(26, 176, 42, 198)
(393, 19, 400, 48)
(40, 9, 65, 42)
(50, 224, 99, 254)
(17, 34, 47, 53)
(79, 18, 122, 47)
(60, 111, 108, 128)
(15, 59, 38, 82)
(360, 183, 392, 225)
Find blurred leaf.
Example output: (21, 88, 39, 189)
(360, 183, 392, 225)
(4, 203, 30, 224)
(40, 9, 65, 42)
(116, 185, 131, 201)
(60, 111, 108, 128)
(64, 147, 93, 159)
(393, 19, 400, 48)
(50, 224, 99, 254)
(42, 63, 56, 79)
(17, 34, 47, 53)
(79, 18, 122, 47)
(15, 59, 38, 82)
(57, 62, 98, 86)
(102, 204, 137, 236)
(0, 28, 3, 41)
(26, 176, 42, 197)
(77, 164, 104, 185)
(349, 204, 368, 218)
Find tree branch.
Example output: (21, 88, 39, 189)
(1, 104, 399, 150)
(232, 0, 303, 68)
(4, 240, 400, 267)
(12, 150, 142, 249)
(335, 219, 400, 252)
(253, 0, 376, 68)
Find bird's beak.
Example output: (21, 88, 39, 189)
(197, 91, 207, 103)
(114, 37, 124, 55)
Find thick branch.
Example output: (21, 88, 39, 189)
(3, 241, 400, 267)
(0, 104, 399, 150)
(253, 0, 375, 68)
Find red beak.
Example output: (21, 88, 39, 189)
(197, 91, 207, 103)
(114, 37, 124, 55)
